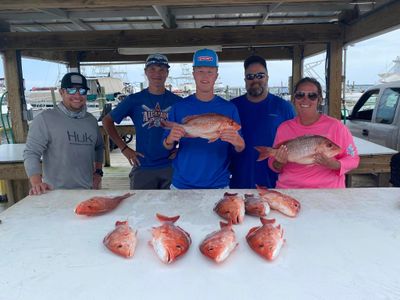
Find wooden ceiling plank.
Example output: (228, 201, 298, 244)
(0, 24, 342, 50)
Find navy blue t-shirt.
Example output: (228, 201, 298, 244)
(110, 88, 182, 169)
(165, 94, 241, 189)
(229, 93, 295, 188)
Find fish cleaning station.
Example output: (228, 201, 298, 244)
(0, 1, 400, 299)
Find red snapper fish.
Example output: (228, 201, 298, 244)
(244, 193, 270, 217)
(256, 185, 300, 217)
(199, 221, 238, 263)
(103, 220, 137, 258)
(75, 193, 133, 216)
(246, 218, 285, 261)
(150, 214, 191, 264)
(255, 135, 341, 165)
(214, 192, 245, 224)
(161, 113, 241, 143)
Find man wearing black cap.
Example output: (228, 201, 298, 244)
(102, 53, 182, 189)
(229, 55, 296, 189)
(24, 72, 104, 195)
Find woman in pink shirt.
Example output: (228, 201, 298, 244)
(268, 77, 359, 188)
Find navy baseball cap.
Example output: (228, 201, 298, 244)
(193, 48, 219, 67)
(145, 53, 170, 68)
(61, 72, 89, 89)
(244, 55, 268, 71)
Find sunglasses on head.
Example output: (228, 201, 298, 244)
(294, 91, 319, 101)
(65, 87, 88, 95)
(245, 72, 266, 80)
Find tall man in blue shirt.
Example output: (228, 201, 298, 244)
(103, 54, 182, 189)
(163, 49, 245, 189)
(229, 55, 296, 188)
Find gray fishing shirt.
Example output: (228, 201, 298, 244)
(23, 106, 104, 189)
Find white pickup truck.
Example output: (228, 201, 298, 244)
(346, 81, 400, 151)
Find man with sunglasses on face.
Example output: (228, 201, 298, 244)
(229, 55, 295, 189)
(24, 72, 104, 195)
(102, 54, 182, 190)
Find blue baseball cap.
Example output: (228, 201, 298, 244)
(193, 48, 219, 67)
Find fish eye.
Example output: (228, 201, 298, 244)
(258, 244, 264, 248)
(176, 245, 182, 250)
(327, 143, 332, 148)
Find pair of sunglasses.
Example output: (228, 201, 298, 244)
(64, 87, 88, 95)
(245, 72, 266, 80)
(294, 91, 319, 101)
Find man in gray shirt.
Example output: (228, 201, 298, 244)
(24, 72, 104, 195)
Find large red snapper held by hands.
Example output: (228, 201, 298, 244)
(150, 214, 191, 264)
(161, 113, 241, 143)
(214, 192, 245, 224)
(103, 220, 137, 258)
(246, 218, 285, 261)
(256, 185, 300, 217)
(75, 193, 133, 216)
(255, 135, 341, 165)
(199, 221, 238, 263)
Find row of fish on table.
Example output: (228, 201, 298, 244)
(74, 186, 301, 264)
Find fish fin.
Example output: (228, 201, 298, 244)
(254, 146, 275, 161)
(208, 137, 219, 143)
(244, 193, 254, 198)
(156, 213, 180, 223)
(184, 133, 197, 138)
(260, 217, 275, 225)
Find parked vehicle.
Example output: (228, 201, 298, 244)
(346, 81, 400, 151)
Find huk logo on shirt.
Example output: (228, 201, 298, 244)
(142, 102, 171, 128)
(67, 131, 94, 145)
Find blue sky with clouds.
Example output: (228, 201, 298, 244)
(1, 28, 399, 90)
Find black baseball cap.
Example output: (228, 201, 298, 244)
(61, 72, 89, 89)
(244, 55, 268, 72)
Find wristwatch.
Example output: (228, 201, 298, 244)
(94, 168, 104, 177)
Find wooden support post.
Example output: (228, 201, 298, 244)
(326, 40, 343, 119)
(67, 51, 80, 73)
(2, 50, 28, 142)
(291, 45, 304, 102)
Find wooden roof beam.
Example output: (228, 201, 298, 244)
(0, 1, 354, 10)
(0, 24, 342, 50)
(152, 5, 177, 29)
(22, 47, 293, 64)
(38, 8, 93, 31)
(344, 0, 400, 44)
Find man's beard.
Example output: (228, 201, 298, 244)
(247, 83, 265, 97)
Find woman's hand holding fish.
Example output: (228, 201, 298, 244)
(313, 152, 340, 170)
(164, 125, 186, 149)
(122, 147, 144, 167)
(219, 129, 245, 152)
(273, 145, 288, 171)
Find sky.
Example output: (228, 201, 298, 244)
(1, 28, 399, 91)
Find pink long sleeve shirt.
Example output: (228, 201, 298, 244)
(269, 115, 360, 188)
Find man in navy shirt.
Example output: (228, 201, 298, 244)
(103, 54, 182, 189)
(229, 55, 296, 189)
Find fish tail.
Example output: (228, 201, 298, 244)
(254, 146, 275, 161)
(156, 213, 180, 223)
(260, 217, 276, 225)
(160, 119, 176, 129)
